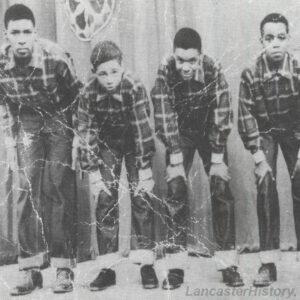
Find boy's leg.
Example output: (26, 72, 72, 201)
(11, 118, 47, 296)
(165, 134, 195, 249)
(253, 133, 279, 287)
(257, 133, 280, 263)
(96, 143, 123, 255)
(126, 152, 155, 252)
(16, 124, 48, 270)
(280, 135, 300, 250)
(43, 127, 76, 270)
(197, 138, 243, 287)
(125, 151, 158, 289)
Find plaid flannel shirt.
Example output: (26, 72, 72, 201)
(151, 54, 233, 164)
(75, 72, 155, 176)
(238, 52, 300, 153)
(0, 38, 82, 137)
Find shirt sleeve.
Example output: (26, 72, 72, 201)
(151, 61, 183, 165)
(208, 62, 233, 155)
(238, 69, 261, 153)
(0, 90, 18, 138)
(75, 90, 101, 172)
(55, 53, 83, 111)
(129, 82, 155, 174)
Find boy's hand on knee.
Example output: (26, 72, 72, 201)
(135, 177, 155, 196)
(254, 160, 274, 185)
(209, 162, 231, 182)
(166, 163, 186, 182)
(89, 170, 111, 198)
(135, 168, 155, 196)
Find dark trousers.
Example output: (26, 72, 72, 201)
(16, 113, 76, 269)
(166, 132, 235, 251)
(95, 140, 155, 255)
(258, 133, 300, 251)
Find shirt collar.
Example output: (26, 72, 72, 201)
(3, 40, 44, 71)
(261, 52, 292, 81)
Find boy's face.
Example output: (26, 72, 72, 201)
(261, 22, 289, 63)
(174, 48, 200, 81)
(5, 19, 36, 59)
(95, 59, 123, 92)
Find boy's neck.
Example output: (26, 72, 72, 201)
(266, 55, 284, 71)
(14, 55, 32, 68)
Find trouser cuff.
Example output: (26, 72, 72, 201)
(51, 257, 76, 269)
(129, 249, 154, 265)
(215, 249, 238, 271)
(18, 252, 47, 270)
(259, 250, 279, 264)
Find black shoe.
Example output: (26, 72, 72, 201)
(162, 268, 184, 290)
(253, 263, 277, 287)
(89, 268, 116, 291)
(53, 268, 74, 294)
(221, 266, 244, 287)
(10, 269, 43, 296)
(141, 264, 158, 289)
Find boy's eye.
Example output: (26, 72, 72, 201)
(189, 58, 197, 64)
(24, 30, 32, 35)
(11, 30, 20, 35)
(278, 34, 287, 41)
(264, 35, 274, 42)
(98, 72, 107, 77)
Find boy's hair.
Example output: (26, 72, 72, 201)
(173, 27, 202, 53)
(90, 40, 123, 72)
(260, 13, 289, 35)
(4, 4, 35, 29)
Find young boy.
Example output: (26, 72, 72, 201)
(151, 27, 243, 288)
(75, 40, 158, 291)
(0, 4, 82, 296)
(238, 13, 300, 286)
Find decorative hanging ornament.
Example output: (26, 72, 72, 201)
(64, 0, 116, 41)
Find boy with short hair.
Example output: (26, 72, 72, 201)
(151, 27, 243, 289)
(238, 13, 300, 287)
(76, 40, 158, 291)
(0, 4, 82, 296)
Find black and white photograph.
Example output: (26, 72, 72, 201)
(0, 0, 300, 299)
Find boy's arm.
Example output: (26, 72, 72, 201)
(55, 52, 83, 111)
(150, 62, 183, 166)
(75, 91, 101, 173)
(238, 69, 265, 164)
(130, 82, 156, 182)
(208, 62, 233, 164)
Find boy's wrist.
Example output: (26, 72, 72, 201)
(252, 149, 266, 165)
(139, 168, 152, 181)
(170, 152, 183, 166)
(211, 153, 224, 164)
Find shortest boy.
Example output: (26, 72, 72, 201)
(75, 41, 158, 291)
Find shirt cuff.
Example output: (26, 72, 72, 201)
(211, 153, 224, 164)
(170, 152, 183, 165)
(139, 168, 152, 181)
(89, 170, 102, 183)
(252, 150, 266, 164)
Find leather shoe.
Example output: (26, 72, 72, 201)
(10, 269, 43, 296)
(89, 268, 116, 291)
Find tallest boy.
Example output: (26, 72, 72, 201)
(0, 4, 82, 295)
